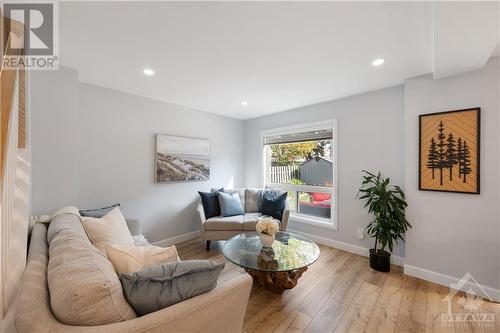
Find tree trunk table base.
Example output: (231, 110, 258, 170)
(244, 267, 308, 294)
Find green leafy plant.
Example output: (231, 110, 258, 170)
(289, 178, 305, 185)
(357, 170, 411, 254)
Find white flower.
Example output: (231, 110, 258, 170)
(256, 217, 279, 236)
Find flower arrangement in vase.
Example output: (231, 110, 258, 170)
(256, 217, 279, 248)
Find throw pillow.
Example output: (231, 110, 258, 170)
(260, 191, 288, 221)
(120, 260, 225, 316)
(198, 188, 223, 218)
(105, 244, 179, 275)
(218, 188, 245, 205)
(245, 188, 263, 213)
(81, 207, 134, 253)
(218, 191, 244, 217)
(80, 203, 120, 218)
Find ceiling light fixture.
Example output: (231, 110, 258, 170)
(372, 58, 385, 66)
(241, 101, 248, 106)
(143, 68, 155, 76)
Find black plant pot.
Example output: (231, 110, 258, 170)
(369, 249, 391, 272)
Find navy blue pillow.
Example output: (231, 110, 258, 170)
(80, 204, 120, 218)
(198, 188, 223, 218)
(260, 191, 287, 221)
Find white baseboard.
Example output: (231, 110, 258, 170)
(153, 230, 201, 248)
(287, 228, 405, 266)
(404, 264, 500, 303)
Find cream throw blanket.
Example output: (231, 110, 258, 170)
(33, 206, 81, 224)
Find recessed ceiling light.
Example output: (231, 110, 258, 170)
(143, 68, 155, 76)
(241, 101, 248, 106)
(372, 58, 385, 66)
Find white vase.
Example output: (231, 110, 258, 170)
(258, 233, 275, 248)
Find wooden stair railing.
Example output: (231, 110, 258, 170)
(0, 12, 25, 185)
(0, 11, 27, 319)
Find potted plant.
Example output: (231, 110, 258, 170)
(357, 170, 411, 272)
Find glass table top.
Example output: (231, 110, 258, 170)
(222, 232, 320, 272)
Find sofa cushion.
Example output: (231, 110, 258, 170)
(245, 188, 263, 213)
(205, 215, 243, 231)
(218, 192, 244, 217)
(120, 260, 225, 316)
(79, 203, 120, 218)
(81, 207, 134, 253)
(242, 213, 263, 231)
(261, 190, 288, 221)
(47, 214, 137, 326)
(105, 244, 179, 275)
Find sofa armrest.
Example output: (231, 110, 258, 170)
(196, 202, 207, 236)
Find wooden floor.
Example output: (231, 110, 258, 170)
(176, 238, 500, 333)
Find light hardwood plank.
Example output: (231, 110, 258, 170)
(395, 315, 426, 333)
(399, 275, 427, 326)
(174, 238, 499, 333)
(365, 268, 405, 333)
(333, 281, 381, 333)
(304, 298, 348, 333)
(426, 282, 456, 333)
(273, 310, 312, 333)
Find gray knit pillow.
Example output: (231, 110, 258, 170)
(120, 260, 225, 316)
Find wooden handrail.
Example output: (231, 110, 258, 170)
(0, 13, 24, 184)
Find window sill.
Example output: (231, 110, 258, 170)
(289, 213, 337, 230)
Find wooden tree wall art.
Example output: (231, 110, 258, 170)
(419, 108, 480, 194)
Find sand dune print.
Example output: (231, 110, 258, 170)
(155, 135, 210, 183)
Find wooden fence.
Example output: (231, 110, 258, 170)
(270, 165, 300, 184)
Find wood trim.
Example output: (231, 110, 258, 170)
(17, 67, 25, 148)
(0, 17, 24, 181)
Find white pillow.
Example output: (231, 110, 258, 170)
(105, 244, 180, 275)
(81, 207, 134, 253)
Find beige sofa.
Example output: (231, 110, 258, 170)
(197, 188, 291, 250)
(15, 216, 252, 333)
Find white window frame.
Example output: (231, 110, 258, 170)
(260, 119, 338, 230)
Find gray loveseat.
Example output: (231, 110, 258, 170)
(15, 214, 252, 333)
(197, 188, 291, 250)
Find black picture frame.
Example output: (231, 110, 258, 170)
(418, 107, 480, 194)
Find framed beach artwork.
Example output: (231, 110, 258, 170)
(155, 134, 210, 183)
(419, 107, 480, 194)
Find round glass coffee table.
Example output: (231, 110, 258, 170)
(223, 232, 320, 294)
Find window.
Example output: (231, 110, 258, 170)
(262, 121, 337, 229)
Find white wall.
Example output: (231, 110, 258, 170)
(78, 83, 245, 242)
(31, 67, 79, 214)
(31, 67, 245, 243)
(245, 86, 406, 257)
(404, 57, 499, 292)
(30, 60, 499, 291)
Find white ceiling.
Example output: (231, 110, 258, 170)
(433, 1, 499, 79)
(58, 1, 495, 120)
